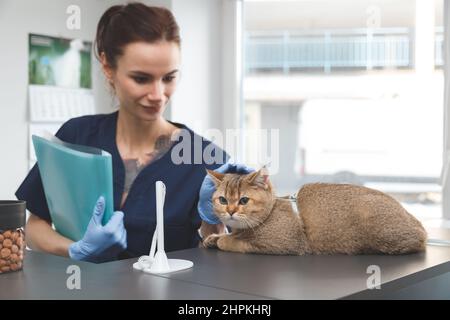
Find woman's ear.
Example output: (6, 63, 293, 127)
(100, 52, 114, 86)
(206, 169, 225, 187)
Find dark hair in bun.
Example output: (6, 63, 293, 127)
(95, 2, 180, 68)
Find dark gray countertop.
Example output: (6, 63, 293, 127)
(2, 227, 450, 300)
(0, 250, 265, 300)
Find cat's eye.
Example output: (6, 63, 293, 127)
(239, 197, 250, 205)
(218, 196, 228, 205)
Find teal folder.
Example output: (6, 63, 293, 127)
(32, 135, 114, 241)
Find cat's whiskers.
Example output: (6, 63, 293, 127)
(216, 212, 230, 224)
(243, 218, 257, 234)
(241, 214, 261, 232)
(218, 211, 241, 229)
(244, 212, 263, 226)
(231, 213, 247, 230)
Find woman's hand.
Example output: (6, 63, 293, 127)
(68, 196, 127, 263)
(197, 162, 255, 224)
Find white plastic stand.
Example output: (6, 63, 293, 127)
(133, 181, 194, 274)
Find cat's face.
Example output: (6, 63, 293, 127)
(206, 168, 274, 230)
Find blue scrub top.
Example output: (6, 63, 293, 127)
(16, 111, 228, 258)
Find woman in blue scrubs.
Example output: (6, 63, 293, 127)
(15, 3, 239, 263)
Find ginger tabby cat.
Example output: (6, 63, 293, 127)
(202, 168, 427, 255)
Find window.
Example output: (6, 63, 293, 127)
(242, 0, 443, 221)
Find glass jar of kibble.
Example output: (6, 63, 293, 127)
(0, 201, 26, 274)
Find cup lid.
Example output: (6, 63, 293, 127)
(0, 201, 26, 230)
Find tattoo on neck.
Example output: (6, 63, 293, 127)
(122, 134, 174, 193)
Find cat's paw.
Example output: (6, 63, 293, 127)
(203, 234, 221, 249)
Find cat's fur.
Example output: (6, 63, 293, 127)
(202, 169, 427, 255)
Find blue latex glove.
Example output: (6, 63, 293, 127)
(198, 162, 255, 224)
(68, 196, 127, 263)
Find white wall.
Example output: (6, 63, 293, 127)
(169, 0, 241, 155)
(170, 0, 223, 134)
(0, 0, 171, 199)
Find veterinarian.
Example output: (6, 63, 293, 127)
(16, 3, 251, 263)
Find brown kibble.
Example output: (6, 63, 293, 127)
(0, 229, 25, 273)
(3, 230, 12, 239)
(0, 248, 11, 258)
(16, 236, 23, 247)
(11, 232, 19, 242)
(11, 245, 19, 253)
(1, 266, 10, 272)
(3, 238, 12, 248)
(10, 253, 19, 263)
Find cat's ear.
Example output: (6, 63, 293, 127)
(206, 169, 225, 187)
(246, 166, 270, 190)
